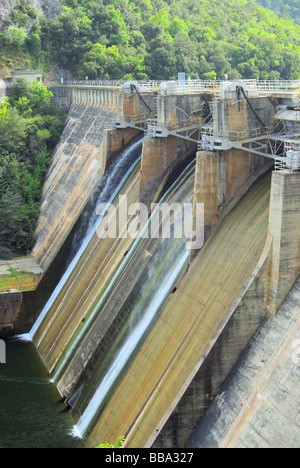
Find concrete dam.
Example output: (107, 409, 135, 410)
(0, 79, 300, 448)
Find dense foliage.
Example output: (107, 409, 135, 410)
(0, 0, 300, 81)
(256, 0, 300, 24)
(0, 79, 64, 259)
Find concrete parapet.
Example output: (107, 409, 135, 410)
(71, 86, 120, 110)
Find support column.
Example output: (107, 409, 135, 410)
(268, 171, 300, 316)
(190, 148, 273, 261)
(140, 136, 197, 207)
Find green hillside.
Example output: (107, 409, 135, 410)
(0, 0, 300, 81)
(0, 0, 300, 259)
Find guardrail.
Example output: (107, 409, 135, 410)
(64, 80, 163, 91)
(51, 78, 300, 97)
(201, 126, 270, 142)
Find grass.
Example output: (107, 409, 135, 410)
(0, 264, 39, 292)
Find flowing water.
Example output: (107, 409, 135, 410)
(75, 248, 189, 438)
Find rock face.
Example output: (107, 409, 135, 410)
(0, 0, 62, 24)
(0, 0, 17, 23)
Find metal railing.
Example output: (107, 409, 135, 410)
(165, 115, 203, 131)
(65, 80, 122, 88)
(274, 157, 300, 172)
(201, 126, 271, 142)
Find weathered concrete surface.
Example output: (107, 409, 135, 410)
(0, 79, 6, 100)
(153, 170, 300, 447)
(0, 291, 34, 336)
(139, 92, 209, 207)
(157, 93, 207, 128)
(215, 96, 276, 136)
(187, 276, 300, 449)
(153, 227, 273, 447)
(33, 103, 118, 271)
(0, 256, 43, 336)
(104, 127, 141, 162)
(83, 173, 271, 448)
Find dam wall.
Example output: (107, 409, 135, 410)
(1, 80, 299, 448)
(78, 169, 300, 449)
(82, 172, 271, 448)
(140, 92, 207, 207)
(140, 136, 196, 207)
(33, 104, 116, 271)
(187, 275, 300, 449)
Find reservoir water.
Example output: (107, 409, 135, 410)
(0, 336, 82, 448)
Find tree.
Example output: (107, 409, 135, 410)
(97, 436, 125, 448)
(29, 81, 54, 109)
(15, 97, 33, 117)
(145, 35, 177, 79)
(0, 189, 31, 258)
(168, 18, 189, 38)
(7, 27, 27, 49)
(0, 105, 27, 153)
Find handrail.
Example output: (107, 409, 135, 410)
(62, 79, 300, 94)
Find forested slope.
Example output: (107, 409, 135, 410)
(0, 0, 300, 81)
(0, 0, 299, 259)
(0, 79, 64, 259)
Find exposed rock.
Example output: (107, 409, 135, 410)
(0, 0, 62, 24)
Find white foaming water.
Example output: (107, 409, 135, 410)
(14, 333, 32, 342)
(70, 425, 83, 440)
(75, 248, 189, 437)
(29, 140, 142, 340)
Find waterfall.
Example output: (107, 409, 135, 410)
(74, 248, 189, 438)
(29, 139, 143, 340)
